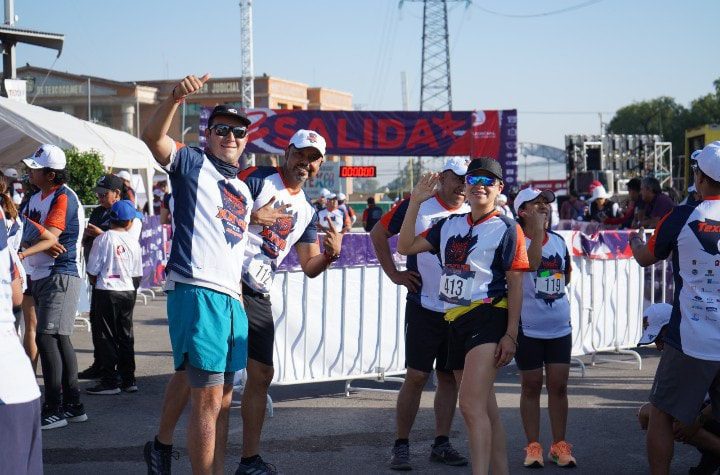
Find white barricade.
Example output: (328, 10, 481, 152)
(268, 230, 651, 387)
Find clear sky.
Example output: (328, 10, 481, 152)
(12, 0, 720, 183)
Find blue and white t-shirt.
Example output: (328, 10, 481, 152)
(380, 196, 470, 312)
(163, 143, 253, 300)
(648, 196, 720, 361)
(520, 231, 572, 339)
(238, 166, 318, 294)
(23, 184, 84, 280)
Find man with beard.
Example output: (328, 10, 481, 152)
(370, 157, 470, 470)
(143, 129, 343, 475)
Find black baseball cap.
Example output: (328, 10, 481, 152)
(208, 105, 251, 127)
(94, 174, 124, 193)
(466, 157, 504, 181)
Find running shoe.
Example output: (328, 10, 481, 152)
(548, 440, 576, 468)
(389, 443, 412, 471)
(523, 442, 544, 468)
(121, 379, 139, 393)
(78, 364, 102, 380)
(41, 405, 67, 430)
(62, 402, 88, 423)
(143, 440, 178, 475)
(688, 450, 720, 474)
(430, 441, 468, 466)
(86, 382, 121, 395)
(235, 456, 277, 474)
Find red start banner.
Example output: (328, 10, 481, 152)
(200, 108, 520, 184)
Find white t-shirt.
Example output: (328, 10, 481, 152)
(317, 208, 347, 233)
(86, 229, 143, 291)
(520, 231, 572, 339)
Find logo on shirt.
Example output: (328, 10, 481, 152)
(27, 208, 42, 225)
(259, 201, 297, 260)
(688, 219, 720, 255)
(215, 181, 248, 247)
(444, 232, 477, 271)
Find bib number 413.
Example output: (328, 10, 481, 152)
(439, 267, 475, 306)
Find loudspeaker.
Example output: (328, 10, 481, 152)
(586, 148, 602, 170)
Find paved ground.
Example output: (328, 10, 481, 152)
(40, 295, 700, 474)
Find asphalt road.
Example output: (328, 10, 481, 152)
(40, 296, 699, 474)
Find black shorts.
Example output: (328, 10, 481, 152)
(515, 331, 572, 371)
(446, 304, 508, 371)
(404, 299, 450, 373)
(23, 276, 32, 297)
(243, 283, 274, 367)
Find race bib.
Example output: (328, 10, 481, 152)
(246, 255, 274, 293)
(535, 270, 565, 300)
(439, 267, 475, 306)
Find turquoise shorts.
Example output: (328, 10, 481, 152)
(167, 283, 248, 373)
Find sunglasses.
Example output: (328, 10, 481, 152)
(210, 124, 248, 139)
(465, 175, 496, 187)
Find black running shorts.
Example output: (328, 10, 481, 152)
(243, 283, 275, 367)
(446, 304, 508, 371)
(514, 331, 572, 371)
(404, 299, 451, 373)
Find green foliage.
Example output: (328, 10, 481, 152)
(385, 158, 422, 199)
(352, 177, 380, 194)
(607, 78, 720, 156)
(64, 148, 105, 205)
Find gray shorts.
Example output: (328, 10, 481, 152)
(31, 273, 82, 336)
(649, 344, 720, 425)
(179, 357, 234, 388)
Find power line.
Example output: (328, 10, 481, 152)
(472, 0, 604, 18)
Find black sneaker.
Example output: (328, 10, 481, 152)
(41, 405, 67, 430)
(688, 451, 720, 474)
(121, 380, 138, 393)
(430, 441, 468, 466)
(78, 364, 102, 380)
(86, 382, 120, 395)
(389, 443, 412, 471)
(62, 402, 88, 423)
(144, 440, 178, 475)
(235, 456, 278, 474)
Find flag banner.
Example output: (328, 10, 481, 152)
(200, 108, 518, 184)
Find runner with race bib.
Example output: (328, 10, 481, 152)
(513, 187, 577, 469)
(397, 158, 529, 475)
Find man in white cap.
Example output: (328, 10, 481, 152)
(22, 144, 87, 429)
(115, 170, 136, 205)
(630, 141, 720, 474)
(317, 193, 350, 234)
(370, 156, 470, 470)
(2, 168, 23, 205)
(337, 192, 357, 227)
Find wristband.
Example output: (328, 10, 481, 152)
(323, 249, 340, 264)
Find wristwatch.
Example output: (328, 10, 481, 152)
(324, 250, 340, 263)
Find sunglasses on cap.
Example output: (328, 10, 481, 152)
(210, 124, 248, 139)
(465, 175, 497, 187)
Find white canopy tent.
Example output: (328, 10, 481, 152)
(0, 96, 164, 210)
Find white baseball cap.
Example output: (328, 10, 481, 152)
(327, 193, 337, 200)
(695, 141, 720, 182)
(320, 188, 331, 199)
(337, 192, 347, 201)
(637, 303, 672, 346)
(116, 170, 132, 182)
(587, 184, 612, 203)
(442, 157, 470, 176)
(289, 129, 326, 157)
(3, 168, 19, 179)
(513, 187, 556, 214)
(23, 144, 67, 170)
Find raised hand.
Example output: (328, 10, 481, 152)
(172, 73, 211, 102)
(252, 197, 292, 226)
(322, 217, 343, 258)
(410, 173, 439, 204)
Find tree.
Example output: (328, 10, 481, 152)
(385, 158, 422, 200)
(606, 96, 688, 156)
(65, 148, 105, 205)
(352, 177, 379, 194)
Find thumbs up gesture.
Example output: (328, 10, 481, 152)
(171, 73, 211, 102)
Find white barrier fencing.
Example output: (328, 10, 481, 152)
(267, 230, 662, 392)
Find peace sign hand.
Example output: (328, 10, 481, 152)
(322, 217, 343, 258)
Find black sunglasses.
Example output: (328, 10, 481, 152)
(210, 124, 248, 139)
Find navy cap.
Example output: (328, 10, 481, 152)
(94, 174, 124, 193)
(208, 105, 251, 127)
(110, 200, 140, 221)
